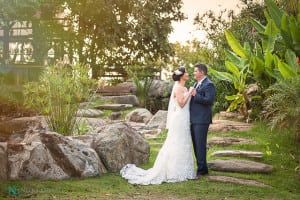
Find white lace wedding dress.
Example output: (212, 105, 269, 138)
(120, 82, 195, 185)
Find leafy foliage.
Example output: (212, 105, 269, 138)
(24, 63, 96, 135)
(265, 0, 300, 57)
(171, 40, 215, 85)
(64, 0, 184, 78)
(1, 0, 184, 78)
(263, 78, 300, 132)
(191, 0, 266, 114)
(126, 60, 162, 108)
(209, 0, 300, 120)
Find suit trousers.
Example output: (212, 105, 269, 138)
(191, 123, 209, 175)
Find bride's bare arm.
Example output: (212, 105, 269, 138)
(175, 86, 193, 108)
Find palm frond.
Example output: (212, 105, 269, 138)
(263, 78, 300, 131)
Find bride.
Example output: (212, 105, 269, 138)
(120, 67, 195, 185)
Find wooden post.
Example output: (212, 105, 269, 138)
(3, 25, 10, 65)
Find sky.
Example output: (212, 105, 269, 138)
(169, 0, 243, 44)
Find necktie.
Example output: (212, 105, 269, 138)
(193, 82, 198, 88)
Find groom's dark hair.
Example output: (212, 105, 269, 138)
(195, 63, 207, 75)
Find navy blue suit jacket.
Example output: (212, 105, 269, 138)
(190, 78, 216, 124)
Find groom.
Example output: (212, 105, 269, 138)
(190, 63, 216, 179)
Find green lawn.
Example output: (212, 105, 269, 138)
(0, 123, 299, 200)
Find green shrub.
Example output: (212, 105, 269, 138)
(24, 63, 97, 135)
(263, 78, 300, 133)
(126, 64, 155, 108)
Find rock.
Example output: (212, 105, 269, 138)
(110, 112, 122, 120)
(76, 117, 107, 130)
(213, 111, 244, 120)
(93, 122, 150, 172)
(7, 131, 106, 180)
(95, 104, 133, 111)
(15, 142, 70, 180)
(208, 137, 257, 147)
(0, 116, 42, 135)
(70, 134, 95, 147)
(209, 120, 252, 132)
(126, 122, 146, 132)
(207, 175, 271, 188)
(211, 150, 263, 158)
(0, 133, 10, 142)
(148, 80, 172, 98)
(0, 142, 7, 180)
(208, 159, 273, 174)
(79, 102, 94, 108)
(140, 129, 162, 136)
(97, 82, 136, 96)
(144, 110, 168, 130)
(125, 108, 153, 124)
(100, 95, 140, 106)
(40, 132, 107, 178)
(76, 109, 103, 118)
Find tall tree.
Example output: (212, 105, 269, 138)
(64, 0, 185, 78)
(1, 0, 184, 77)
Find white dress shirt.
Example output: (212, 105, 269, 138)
(196, 76, 206, 89)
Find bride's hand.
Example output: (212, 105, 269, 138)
(188, 87, 195, 96)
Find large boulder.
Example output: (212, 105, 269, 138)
(12, 141, 70, 180)
(125, 108, 153, 124)
(93, 122, 150, 172)
(7, 131, 106, 180)
(1, 115, 151, 180)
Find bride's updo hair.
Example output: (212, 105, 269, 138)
(172, 67, 186, 81)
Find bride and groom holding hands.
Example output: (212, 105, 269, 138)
(121, 63, 216, 185)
